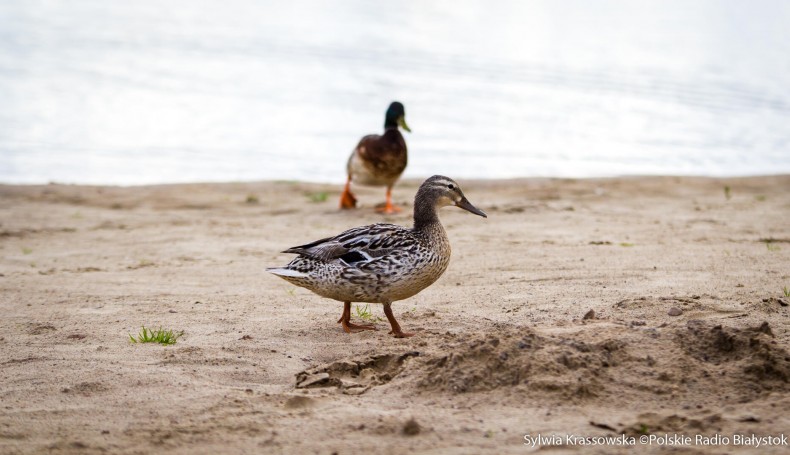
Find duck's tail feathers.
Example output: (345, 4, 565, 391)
(266, 267, 308, 278)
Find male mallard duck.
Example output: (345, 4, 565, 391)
(339, 101, 411, 214)
(270, 175, 486, 338)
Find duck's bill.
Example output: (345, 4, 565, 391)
(456, 197, 487, 218)
(398, 116, 411, 132)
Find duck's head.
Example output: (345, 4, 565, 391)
(416, 175, 487, 218)
(385, 101, 411, 133)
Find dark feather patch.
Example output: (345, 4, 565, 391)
(339, 251, 368, 265)
(281, 223, 412, 262)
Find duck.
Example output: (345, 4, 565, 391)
(339, 101, 411, 214)
(270, 175, 487, 338)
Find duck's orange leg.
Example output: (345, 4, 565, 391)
(383, 302, 414, 338)
(337, 301, 377, 333)
(339, 176, 357, 209)
(375, 185, 402, 214)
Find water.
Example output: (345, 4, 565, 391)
(1, 0, 789, 185)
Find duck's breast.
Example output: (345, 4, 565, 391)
(347, 133, 407, 187)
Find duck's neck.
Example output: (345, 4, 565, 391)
(384, 116, 398, 130)
(413, 199, 441, 232)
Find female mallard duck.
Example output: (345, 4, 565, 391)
(270, 175, 486, 338)
(339, 101, 411, 214)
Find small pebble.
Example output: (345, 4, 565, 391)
(668, 307, 683, 316)
(402, 418, 421, 436)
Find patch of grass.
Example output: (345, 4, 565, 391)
(129, 326, 183, 345)
(245, 194, 259, 204)
(129, 259, 155, 269)
(723, 185, 731, 200)
(759, 237, 790, 244)
(755, 195, 766, 202)
(757, 239, 782, 252)
(307, 191, 329, 203)
(619, 242, 635, 247)
(355, 304, 382, 322)
(21, 247, 32, 255)
(783, 286, 789, 298)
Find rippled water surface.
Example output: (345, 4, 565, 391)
(1, 0, 789, 184)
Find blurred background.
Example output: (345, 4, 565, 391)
(1, 0, 788, 185)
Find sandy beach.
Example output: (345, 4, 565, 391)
(1, 175, 789, 454)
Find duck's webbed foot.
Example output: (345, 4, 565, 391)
(337, 302, 377, 334)
(383, 302, 415, 338)
(375, 185, 401, 214)
(344, 321, 377, 333)
(339, 177, 357, 209)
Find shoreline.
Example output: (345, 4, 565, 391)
(1, 175, 789, 454)
(2, 172, 789, 189)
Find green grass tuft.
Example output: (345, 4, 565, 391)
(354, 304, 382, 322)
(784, 286, 790, 298)
(307, 191, 329, 203)
(619, 242, 635, 247)
(723, 185, 731, 200)
(245, 194, 259, 204)
(129, 326, 183, 345)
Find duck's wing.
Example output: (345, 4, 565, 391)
(282, 223, 416, 265)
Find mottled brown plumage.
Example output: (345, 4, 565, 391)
(270, 175, 487, 337)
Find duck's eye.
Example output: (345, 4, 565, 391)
(447, 184, 455, 190)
